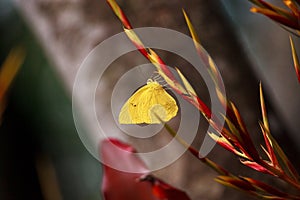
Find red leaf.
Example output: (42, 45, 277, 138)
(240, 160, 273, 175)
(100, 138, 191, 200)
(100, 138, 156, 200)
(106, 0, 132, 29)
(140, 175, 191, 200)
(243, 177, 290, 198)
(251, 7, 300, 30)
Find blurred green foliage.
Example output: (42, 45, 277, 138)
(0, 1, 102, 200)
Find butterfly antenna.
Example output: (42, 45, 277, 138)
(149, 72, 159, 80)
(150, 71, 172, 89)
(151, 72, 164, 82)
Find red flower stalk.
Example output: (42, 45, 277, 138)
(105, 0, 300, 198)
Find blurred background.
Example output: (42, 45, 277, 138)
(0, 0, 299, 200)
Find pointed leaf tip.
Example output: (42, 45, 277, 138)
(182, 9, 201, 45)
(175, 67, 197, 98)
(289, 36, 300, 83)
(259, 83, 270, 133)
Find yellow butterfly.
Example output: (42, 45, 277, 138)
(119, 80, 178, 124)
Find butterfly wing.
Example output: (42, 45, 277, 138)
(119, 84, 152, 124)
(118, 101, 132, 124)
(119, 82, 178, 124)
(157, 89, 178, 122)
(134, 85, 162, 124)
(149, 86, 178, 123)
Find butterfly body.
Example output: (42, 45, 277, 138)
(119, 81, 178, 124)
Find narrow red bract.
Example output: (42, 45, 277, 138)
(250, 0, 300, 32)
